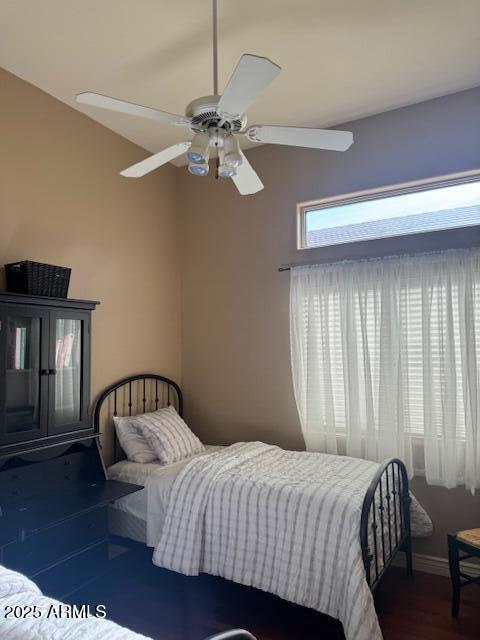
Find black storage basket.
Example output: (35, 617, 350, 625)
(5, 261, 71, 298)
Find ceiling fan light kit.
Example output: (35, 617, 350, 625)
(223, 134, 242, 167)
(76, 0, 353, 195)
(187, 131, 210, 165)
(218, 164, 236, 178)
(188, 162, 209, 177)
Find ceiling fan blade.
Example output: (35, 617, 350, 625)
(76, 92, 190, 127)
(245, 125, 354, 151)
(232, 152, 264, 195)
(120, 142, 191, 178)
(217, 54, 281, 119)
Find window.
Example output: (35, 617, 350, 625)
(298, 173, 480, 249)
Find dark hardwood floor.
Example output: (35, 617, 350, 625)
(69, 545, 480, 640)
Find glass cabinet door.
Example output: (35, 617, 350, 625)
(0, 307, 49, 444)
(49, 310, 90, 434)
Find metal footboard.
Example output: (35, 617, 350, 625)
(360, 458, 412, 592)
(205, 631, 256, 640)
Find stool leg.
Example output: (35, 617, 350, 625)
(448, 534, 460, 618)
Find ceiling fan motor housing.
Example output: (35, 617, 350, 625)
(186, 95, 247, 133)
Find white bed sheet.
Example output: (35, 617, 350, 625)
(108, 446, 223, 545)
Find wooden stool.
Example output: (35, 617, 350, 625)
(448, 529, 480, 618)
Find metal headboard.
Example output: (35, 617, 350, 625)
(93, 373, 183, 463)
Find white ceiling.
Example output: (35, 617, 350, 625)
(1, 0, 480, 166)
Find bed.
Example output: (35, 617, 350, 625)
(94, 374, 432, 640)
(0, 563, 255, 640)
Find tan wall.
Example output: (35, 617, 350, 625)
(178, 87, 480, 558)
(0, 68, 180, 462)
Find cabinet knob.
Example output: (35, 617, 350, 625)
(49, 369, 56, 376)
(40, 369, 48, 376)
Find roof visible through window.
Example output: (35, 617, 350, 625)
(301, 179, 480, 249)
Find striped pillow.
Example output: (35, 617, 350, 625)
(132, 405, 205, 464)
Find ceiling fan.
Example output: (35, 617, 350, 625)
(76, 1, 353, 195)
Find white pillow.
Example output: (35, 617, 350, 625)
(132, 405, 205, 464)
(113, 415, 157, 464)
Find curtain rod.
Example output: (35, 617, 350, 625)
(278, 260, 325, 271)
(278, 247, 480, 272)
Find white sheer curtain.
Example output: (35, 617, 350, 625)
(290, 248, 480, 492)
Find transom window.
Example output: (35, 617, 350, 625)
(298, 174, 480, 250)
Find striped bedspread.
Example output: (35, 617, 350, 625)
(153, 442, 431, 640)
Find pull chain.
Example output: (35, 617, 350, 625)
(213, 1, 220, 177)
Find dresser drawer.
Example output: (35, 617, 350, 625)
(33, 541, 109, 599)
(3, 508, 107, 575)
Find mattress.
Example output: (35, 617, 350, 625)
(108, 446, 223, 545)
